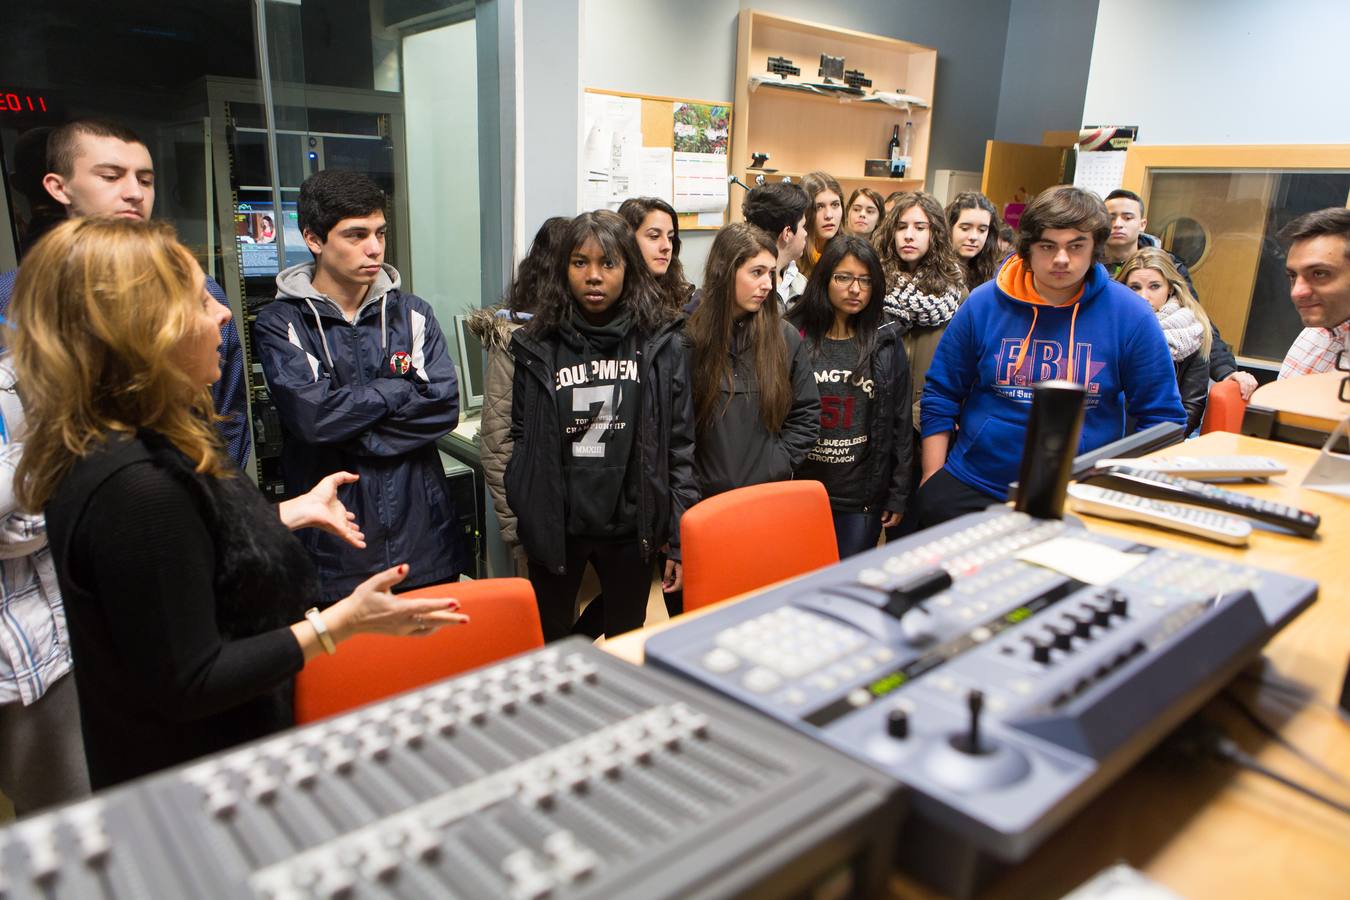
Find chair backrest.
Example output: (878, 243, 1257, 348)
(294, 577, 543, 724)
(681, 480, 839, 613)
(1201, 378, 1247, 434)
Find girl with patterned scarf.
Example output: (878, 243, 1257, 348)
(872, 191, 967, 422)
(1117, 248, 1213, 433)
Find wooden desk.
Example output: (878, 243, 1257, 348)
(1249, 370, 1350, 433)
(603, 433, 1350, 899)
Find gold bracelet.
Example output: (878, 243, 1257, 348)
(304, 607, 337, 655)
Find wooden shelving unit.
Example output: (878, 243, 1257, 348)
(731, 10, 938, 219)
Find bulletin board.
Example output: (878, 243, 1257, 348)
(582, 87, 733, 231)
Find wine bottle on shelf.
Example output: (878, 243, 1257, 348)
(896, 119, 913, 178)
(888, 125, 902, 176)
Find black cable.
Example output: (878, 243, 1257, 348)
(1210, 733, 1350, 817)
(1163, 719, 1350, 818)
(1221, 689, 1348, 785)
(1236, 668, 1348, 718)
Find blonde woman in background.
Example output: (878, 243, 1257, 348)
(1117, 247, 1213, 433)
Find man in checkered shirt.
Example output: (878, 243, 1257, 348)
(0, 347, 90, 815)
(1278, 208, 1350, 380)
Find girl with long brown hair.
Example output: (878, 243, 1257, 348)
(845, 187, 886, 238)
(873, 191, 966, 418)
(685, 223, 820, 497)
(617, 196, 695, 310)
(10, 217, 468, 789)
(798, 171, 844, 277)
(946, 190, 1002, 290)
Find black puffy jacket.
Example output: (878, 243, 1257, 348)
(506, 319, 699, 574)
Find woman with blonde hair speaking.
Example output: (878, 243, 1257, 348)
(8, 217, 468, 788)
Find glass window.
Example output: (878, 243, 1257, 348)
(1147, 169, 1350, 363)
(1, 0, 491, 495)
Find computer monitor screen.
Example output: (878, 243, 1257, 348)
(235, 201, 310, 278)
(454, 313, 485, 412)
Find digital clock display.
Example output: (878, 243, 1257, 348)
(0, 91, 51, 114)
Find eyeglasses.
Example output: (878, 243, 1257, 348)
(830, 273, 873, 289)
(1337, 350, 1349, 402)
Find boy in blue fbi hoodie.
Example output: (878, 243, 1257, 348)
(914, 186, 1185, 528)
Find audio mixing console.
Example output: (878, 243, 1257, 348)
(0, 641, 902, 899)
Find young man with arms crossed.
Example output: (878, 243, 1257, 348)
(914, 186, 1186, 528)
(1103, 189, 1257, 399)
(1276, 207, 1350, 379)
(254, 170, 467, 603)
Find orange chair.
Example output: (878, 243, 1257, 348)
(1201, 378, 1247, 434)
(294, 577, 543, 723)
(680, 480, 839, 613)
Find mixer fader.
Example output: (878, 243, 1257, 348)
(0, 641, 902, 899)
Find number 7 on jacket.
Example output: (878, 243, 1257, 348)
(572, 385, 616, 458)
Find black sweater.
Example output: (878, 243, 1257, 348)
(45, 432, 315, 789)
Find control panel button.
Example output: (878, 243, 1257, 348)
(742, 667, 782, 694)
(701, 647, 739, 674)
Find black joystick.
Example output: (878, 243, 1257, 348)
(886, 708, 909, 740)
(884, 567, 952, 618)
(952, 689, 988, 755)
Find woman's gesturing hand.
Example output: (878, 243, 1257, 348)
(330, 564, 470, 640)
(279, 471, 366, 549)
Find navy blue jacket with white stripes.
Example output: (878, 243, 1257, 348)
(254, 262, 468, 602)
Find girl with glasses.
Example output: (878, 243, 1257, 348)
(787, 235, 914, 555)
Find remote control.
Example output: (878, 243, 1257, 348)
(1094, 455, 1287, 481)
(1067, 483, 1252, 546)
(1077, 465, 1320, 537)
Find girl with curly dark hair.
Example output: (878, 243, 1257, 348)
(872, 191, 966, 419)
(506, 211, 698, 641)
